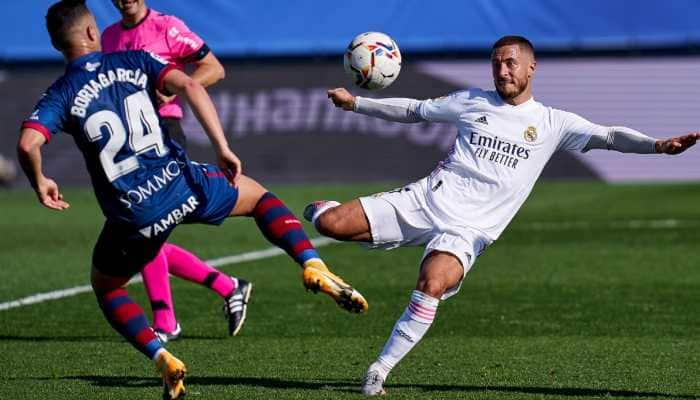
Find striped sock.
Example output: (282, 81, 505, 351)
(253, 192, 320, 266)
(97, 288, 163, 360)
(373, 290, 439, 380)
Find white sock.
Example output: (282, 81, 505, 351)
(371, 290, 439, 381)
(152, 347, 166, 362)
(310, 200, 341, 227)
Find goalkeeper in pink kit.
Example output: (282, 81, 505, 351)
(103, 0, 239, 340)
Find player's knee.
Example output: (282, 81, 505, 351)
(315, 208, 344, 237)
(90, 265, 129, 294)
(232, 176, 269, 216)
(417, 277, 447, 298)
(242, 176, 268, 201)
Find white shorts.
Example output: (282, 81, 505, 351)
(359, 177, 492, 300)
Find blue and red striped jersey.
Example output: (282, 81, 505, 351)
(21, 50, 195, 226)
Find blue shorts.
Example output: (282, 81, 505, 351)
(93, 163, 239, 277)
(185, 162, 240, 226)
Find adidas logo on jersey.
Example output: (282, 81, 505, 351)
(474, 116, 488, 125)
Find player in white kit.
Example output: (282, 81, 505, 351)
(303, 36, 699, 396)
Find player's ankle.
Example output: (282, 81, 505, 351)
(153, 348, 168, 363)
(153, 321, 178, 333)
(369, 359, 392, 381)
(302, 258, 327, 270)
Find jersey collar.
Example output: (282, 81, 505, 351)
(120, 8, 151, 30)
(66, 52, 101, 71)
(495, 92, 536, 109)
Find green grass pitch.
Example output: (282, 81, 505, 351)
(1, 182, 700, 399)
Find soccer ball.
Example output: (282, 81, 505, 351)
(344, 32, 402, 90)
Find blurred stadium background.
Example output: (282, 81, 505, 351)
(1, 0, 699, 186)
(2, 2, 700, 399)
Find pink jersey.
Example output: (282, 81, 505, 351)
(102, 9, 207, 119)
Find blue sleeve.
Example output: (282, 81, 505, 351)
(21, 84, 67, 143)
(135, 50, 178, 93)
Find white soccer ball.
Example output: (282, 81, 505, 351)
(344, 32, 402, 90)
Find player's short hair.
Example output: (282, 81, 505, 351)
(46, 0, 91, 51)
(492, 35, 535, 58)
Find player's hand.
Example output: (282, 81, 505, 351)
(327, 88, 356, 111)
(35, 176, 69, 211)
(655, 132, 700, 155)
(156, 89, 176, 105)
(216, 148, 242, 186)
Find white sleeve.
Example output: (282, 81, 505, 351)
(415, 92, 467, 123)
(354, 96, 423, 123)
(556, 110, 611, 152)
(556, 110, 657, 154)
(354, 91, 467, 124)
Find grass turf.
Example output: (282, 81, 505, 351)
(1, 181, 699, 399)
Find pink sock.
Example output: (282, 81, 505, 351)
(141, 248, 178, 332)
(163, 244, 236, 298)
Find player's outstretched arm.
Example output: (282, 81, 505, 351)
(191, 52, 226, 88)
(163, 69, 241, 184)
(16, 128, 69, 211)
(655, 132, 700, 155)
(582, 126, 699, 155)
(328, 87, 424, 123)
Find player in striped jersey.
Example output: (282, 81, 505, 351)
(104, 0, 245, 341)
(18, 2, 367, 398)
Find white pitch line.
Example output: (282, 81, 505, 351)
(0, 237, 337, 312)
(0, 219, 695, 312)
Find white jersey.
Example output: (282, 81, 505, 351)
(413, 88, 608, 240)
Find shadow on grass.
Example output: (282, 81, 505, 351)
(390, 382, 700, 399)
(15, 375, 699, 398)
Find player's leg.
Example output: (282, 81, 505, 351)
(304, 199, 372, 242)
(142, 243, 249, 339)
(91, 269, 186, 399)
(91, 223, 186, 399)
(90, 267, 168, 359)
(229, 176, 318, 265)
(227, 175, 367, 313)
(161, 243, 251, 336)
(304, 183, 430, 244)
(362, 251, 464, 396)
(141, 248, 249, 337)
(141, 248, 181, 342)
(162, 244, 235, 299)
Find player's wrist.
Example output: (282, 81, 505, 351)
(31, 173, 47, 189)
(215, 146, 235, 160)
(654, 140, 662, 154)
(211, 138, 230, 153)
(351, 96, 360, 112)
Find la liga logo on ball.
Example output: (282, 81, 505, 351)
(344, 32, 402, 90)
